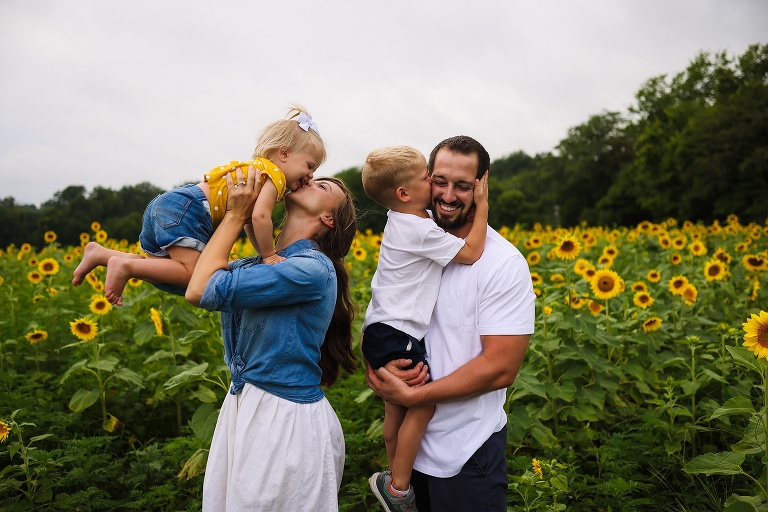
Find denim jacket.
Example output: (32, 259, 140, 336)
(198, 239, 337, 404)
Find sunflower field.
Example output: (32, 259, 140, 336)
(1, 216, 767, 511)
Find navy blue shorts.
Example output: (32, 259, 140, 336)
(362, 322, 428, 370)
(412, 426, 508, 511)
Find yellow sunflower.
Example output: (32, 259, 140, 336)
(742, 310, 768, 359)
(70, 317, 98, 341)
(658, 234, 672, 249)
(543, 306, 553, 315)
(642, 317, 663, 333)
(689, 241, 707, 256)
(353, 247, 367, 261)
(526, 251, 541, 265)
(743, 254, 767, 273)
(91, 221, 101, 232)
(530, 272, 543, 286)
(63, 253, 74, 263)
(27, 271, 43, 284)
(704, 259, 728, 282)
(683, 284, 698, 305)
(573, 258, 593, 276)
(44, 231, 57, 243)
(668, 275, 689, 296)
(28, 257, 39, 267)
(633, 291, 654, 309)
(25, 329, 48, 344)
(590, 269, 622, 300)
(554, 235, 581, 260)
(631, 282, 648, 293)
(647, 269, 661, 283)
(80, 232, 91, 244)
(532, 458, 543, 480)
(150, 307, 163, 336)
(89, 296, 113, 315)
(128, 277, 143, 287)
(588, 300, 603, 315)
(672, 237, 687, 250)
(0, 420, 10, 443)
(526, 237, 542, 249)
(584, 268, 597, 281)
(549, 274, 565, 287)
(602, 245, 619, 258)
(39, 258, 60, 275)
(670, 253, 682, 265)
(95, 230, 108, 243)
(20, 243, 32, 254)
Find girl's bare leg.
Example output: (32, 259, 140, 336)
(72, 242, 143, 286)
(105, 246, 201, 306)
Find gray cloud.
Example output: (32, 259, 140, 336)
(1, 0, 766, 205)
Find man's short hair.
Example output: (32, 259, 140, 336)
(427, 135, 490, 180)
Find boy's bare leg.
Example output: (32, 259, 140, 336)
(383, 402, 408, 468)
(72, 242, 143, 286)
(390, 404, 435, 492)
(104, 246, 201, 306)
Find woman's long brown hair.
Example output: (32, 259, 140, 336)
(313, 177, 358, 386)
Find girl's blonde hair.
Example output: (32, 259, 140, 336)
(253, 104, 327, 164)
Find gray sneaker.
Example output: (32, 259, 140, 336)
(369, 471, 419, 512)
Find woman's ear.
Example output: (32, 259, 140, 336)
(320, 213, 335, 228)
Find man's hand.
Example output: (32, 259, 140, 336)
(366, 359, 429, 408)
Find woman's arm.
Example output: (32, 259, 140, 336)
(186, 168, 261, 306)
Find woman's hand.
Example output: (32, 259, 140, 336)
(225, 165, 262, 223)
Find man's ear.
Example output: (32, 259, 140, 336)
(320, 213, 335, 228)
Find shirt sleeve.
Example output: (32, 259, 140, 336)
(406, 221, 466, 267)
(478, 254, 536, 335)
(198, 253, 333, 313)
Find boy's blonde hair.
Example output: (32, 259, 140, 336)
(253, 103, 327, 164)
(361, 145, 426, 208)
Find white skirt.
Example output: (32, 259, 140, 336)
(202, 383, 345, 512)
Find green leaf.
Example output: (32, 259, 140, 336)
(178, 329, 211, 345)
(683, 451, 745, 475)
(88, 356, 119, 372)
(190, 385, 219, 403)
(726, 345, 763, 373)
(143, 350, 173, 365)
(711, 396, 756, 419)
(28, 434, 54, 443)
(111, 368, 144, 388)
(68, 388, 100, 413)
(164, 362, 209, 390)
(354, 388, 375, 403)
(60, 359, 88, 384)
(190, 403, 219, 443)
(133, 322, 156, 346)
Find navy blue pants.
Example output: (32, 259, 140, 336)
(412, 426, 508, 511)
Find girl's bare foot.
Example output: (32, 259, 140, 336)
(104, 256, 132, 306)
(73, 242, 107, 286)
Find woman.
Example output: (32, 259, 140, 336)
(185, 167, 358, 511)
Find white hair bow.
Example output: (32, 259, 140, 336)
(297, 111, 320, 135)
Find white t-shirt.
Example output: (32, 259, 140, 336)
(413, 227, 536, 478)
(363, 210, 466, 340)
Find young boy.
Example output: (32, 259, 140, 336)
(361, 145, 488, 512)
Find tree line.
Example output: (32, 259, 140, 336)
(2, 44, 766, 249)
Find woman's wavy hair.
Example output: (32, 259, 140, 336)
(313, 176, 358, 386)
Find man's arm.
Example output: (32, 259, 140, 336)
(366, 333, 530, 408)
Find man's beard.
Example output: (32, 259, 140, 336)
(430, 199, 469, 231)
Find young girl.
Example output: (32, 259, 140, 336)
(72, 104, 324, 305)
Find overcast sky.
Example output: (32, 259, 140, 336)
(1, 1, 766, 206)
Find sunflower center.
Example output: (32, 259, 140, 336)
(708, 265, 720, 277)
(77, 324, 92, 334)
(561, 241, 574, 252)
(598, 277, 615, 292)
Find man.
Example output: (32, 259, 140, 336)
(367, 135, 535, 511)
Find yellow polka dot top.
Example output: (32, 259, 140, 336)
(204, 158, 287, 229)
